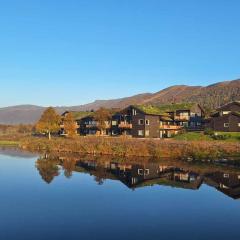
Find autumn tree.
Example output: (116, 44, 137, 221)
(63, 112, 77, 137)
(62, 158, 76, 178)
(35, 156, 60, 184)
(94, 107, 112, 135)
(36, 107, 60, 140)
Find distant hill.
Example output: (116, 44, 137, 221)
(0, 79, 240, 124)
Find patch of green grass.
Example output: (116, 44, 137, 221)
(71, 111, 94, 120)
(174, 131, 240, 142)
(0, 140, 19, 146)
(136, 103, 197, 115)
(213, 132, 240, 142)
(173, 132, 212, 141)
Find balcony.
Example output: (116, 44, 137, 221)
(159, 125, 183, 130)
(174, 116, 190, 121)
(118, 122, 132, 129)
(85, 122, 111, 129)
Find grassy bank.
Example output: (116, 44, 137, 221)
(19, 136, 240, 160)
(0, 140, 19, 146)
(173, 132, 240, 142)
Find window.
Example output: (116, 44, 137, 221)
(138, 169, 143, 175)
(224, 123, 229, 128)
(145, 169, 150, 175)
(145, 130, 150, 136)
(112, 130, 118, 135)
(138, 119, 144, 125)
(223, 173, 229, 178)
(132, 109, 137, 116)
(112, 121, 117, 126)
(145, 119, 150, 125)
(222, 111, 230, 115)
(138, 130, 144, 136)
(138, 169, 149, 175)
(238, 123, 240, 127)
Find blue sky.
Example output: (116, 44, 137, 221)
(0, 0, 240, 107)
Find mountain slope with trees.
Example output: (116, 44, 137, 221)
(0, 79, 240, 124)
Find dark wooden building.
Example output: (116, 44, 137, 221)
(111, 105, 181, 138)
(167, 103, 205, 129)
(205, 171, 240, 199)
(78, 115, 111, 136)
(206, 101, 240, 132)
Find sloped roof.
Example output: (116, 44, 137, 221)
(216, 101, 240, 111)
(62, 111, 94, 120)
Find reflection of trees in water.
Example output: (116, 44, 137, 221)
(34, 152, 240, 200)
(35, 156, 60, 184)
(62, 158, 76, 179)
(94, 167, 108, 185)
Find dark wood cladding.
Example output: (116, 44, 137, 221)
(217, 102, 240, 112)
(132, 114, 160, 138)
(207, 102, 240, 132)
(209, 113, 240, 132)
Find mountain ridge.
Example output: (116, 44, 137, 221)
(1, 79, 240, 124)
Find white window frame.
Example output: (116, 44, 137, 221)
(112, 121, 117, 126)
(145, 130, 150, 136)
(224, 123, 229, 128)
(138, 130, 144, 136)
(145, 119, 150, 125)
(138, 119, 144, 125)
(138, 169, 144, 175)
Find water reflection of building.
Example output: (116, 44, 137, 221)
(76, 161, 203, 190)
(36, 155, 240, 200)
(205, 172, 240, 199)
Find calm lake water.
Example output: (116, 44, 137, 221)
(1, 148, 240, 240)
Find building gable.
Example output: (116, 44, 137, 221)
(217, 101, 240, 112)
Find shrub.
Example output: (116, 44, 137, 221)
(204, 128, 214, 135)
(211, 133, 230, 140)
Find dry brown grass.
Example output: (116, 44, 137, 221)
(20, 136, 240, 160)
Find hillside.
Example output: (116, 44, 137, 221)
(0, 79, 240, 124)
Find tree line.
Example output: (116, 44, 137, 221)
(35, 107, 112, 139)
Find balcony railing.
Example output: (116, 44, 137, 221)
(85, 123, 111, 129)
(159, 125, 183, 130)
(174, 116, 190, 121)
(118, 122, 132, 129)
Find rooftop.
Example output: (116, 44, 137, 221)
(62, 111, 94, 120)
(135, 103, 197, 115)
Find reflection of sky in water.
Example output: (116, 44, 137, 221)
(0, 150, 240, 240)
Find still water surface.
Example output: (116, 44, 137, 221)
(0, 148, 240, 240)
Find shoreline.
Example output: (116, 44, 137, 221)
(18, 136, 240, 160)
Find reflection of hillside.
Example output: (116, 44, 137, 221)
(35, 153, 240, 199)
(0, 147, 37, 158)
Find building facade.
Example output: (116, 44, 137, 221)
(206, 101, 240, 132)
(61, 103, 205, 138)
